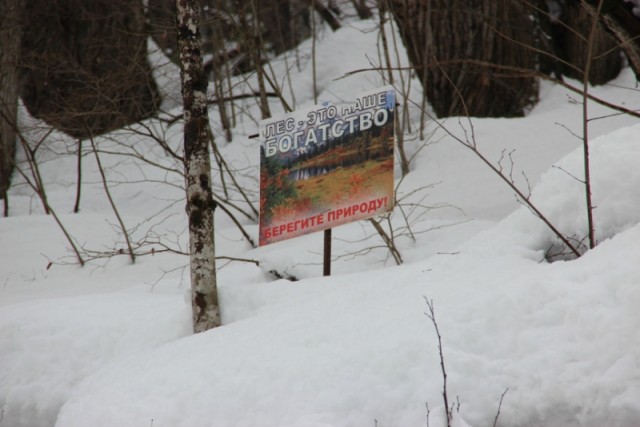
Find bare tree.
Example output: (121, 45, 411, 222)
(176, 0, 221, 332)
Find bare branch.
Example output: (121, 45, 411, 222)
(88, 134, 136, 263)
(424, 297, 451, 427)
(492, 388, 509, 427)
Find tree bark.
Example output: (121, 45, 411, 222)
(555, 1, 623, 85)
(578, 0, 640, 80)
(0, 0, 22, 213)
(390, 0, 539, 118)
(176, 0, 221, 333)
(20, 0, 160, 138)
(351, 0, 372, 19)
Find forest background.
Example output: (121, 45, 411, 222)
(3, 1, 640, 426)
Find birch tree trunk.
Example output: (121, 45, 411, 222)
(176, 0, 220, 333)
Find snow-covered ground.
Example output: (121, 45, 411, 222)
(2, 12, 640, 427)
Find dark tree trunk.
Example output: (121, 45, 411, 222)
(351, 0, 373, 19)
(542, 1, 623, 85)
(390, 0, 539, 118)
(257, 0, 293, 53)
(579, 0, 640, 80)
(534, 0, 565, 79)
(0, 0, 22, 213)
(20, 0, 160, 138)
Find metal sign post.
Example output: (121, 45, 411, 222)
(323, 228, 332, 276)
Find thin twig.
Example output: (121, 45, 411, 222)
(89, 135, 136, 263)
(424, 297, 451, 427)
(492, 388, 509, 427)
(13, 164, 85, 266)
(581, 0, 603, 249)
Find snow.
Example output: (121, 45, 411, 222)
(2, 10, 640, 427)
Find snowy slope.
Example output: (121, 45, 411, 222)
(2, 12, 640, 427)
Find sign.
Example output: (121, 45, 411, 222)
(259, 86, 395, 246)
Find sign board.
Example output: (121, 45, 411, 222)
(259, 86, 395, 246)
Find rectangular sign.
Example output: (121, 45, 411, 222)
(259, 86, 396, 246)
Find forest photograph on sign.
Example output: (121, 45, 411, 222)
(259, 86, 395, 246)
